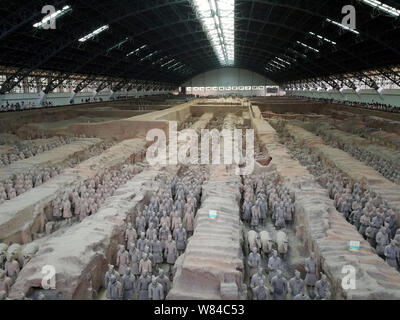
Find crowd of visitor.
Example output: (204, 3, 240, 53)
(0, 97, 106, 112)
(291, 96, 400, 114)
(0, 101, 44, 112)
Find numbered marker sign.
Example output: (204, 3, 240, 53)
(349, 240, 360, 251)
(209, 210, 217, 219)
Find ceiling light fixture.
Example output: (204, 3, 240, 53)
(78, 25, 109, 42)
(361, 0, 400, 17)
(296, 41, 320, 53)
(33, 5, 72, 28)
(326, 18, 360, 35)
(308, 31, 337, 45)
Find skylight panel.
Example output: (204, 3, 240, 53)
(140, 50, 159, 61)
(361, 0, 400, 17)
(287, 48, 307, 59)
(107, 38, 129, 53)
(33, 5, 72, 28)
(308, 32, 337, 45)
(168, 62, 181, 69)
(161, 59, 176, 67)
(268, 62, 281, 70)
(78, 25, 109, 42)
(192, 0, 235, 66)
(283, 54, 297, 63)
(326, 18, 360, 35)
(296, 41, 320, 53)
(275, 57, 291, 65)
(173, 65, 185, 71)
(271, 60, 286, 68)
(153, 56, 169, 65)
(126, 44, 148, 57)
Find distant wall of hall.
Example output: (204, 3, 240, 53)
(181, 67, 281, 97)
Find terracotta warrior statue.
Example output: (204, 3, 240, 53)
(129, 242, 141, 276)
(267, 250, 281, 282)
(248, 247, 262, 278)
(106, 275, 122, 300)
(125, 223, 137, 246)
(104, 264, 119, 289)
(62, 195, 72, 223)
(250, 267, 266, 294)
(156, 269, 170, 297)
(165, 234, 177, 266)
(253, 279, 269, 300)
(5, 253, 20, 284)
(121, 268, 136, 300)
(0, 270, 12, 297)
(305, 252, 317, 287)
(271, 270, 287, 300)
(148, 276, 164, 300)
(174, 223, 187, 255)
(137, 232, 149, 252)
(288, 270, 304, 299)
(139, 253, 152, 276)
(33, 205, 47, 234)
(151, 234, 163, 265)
(250, 205, 260, 230)
(137, 271, 152, 300)
(314, 274, 331, 300)
(384, 240, 399, 269)
(116, 245, 130, 275)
